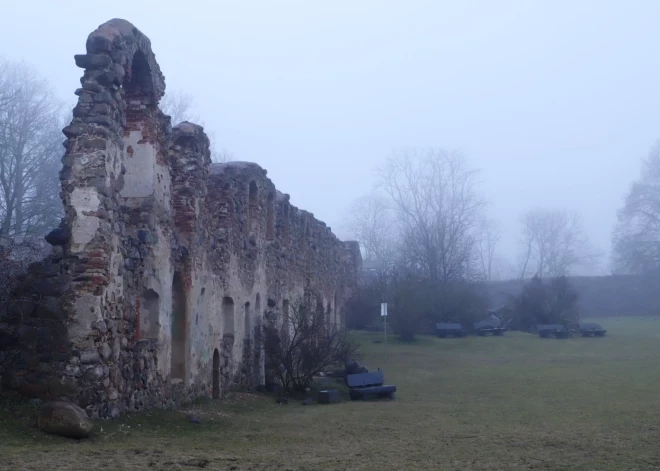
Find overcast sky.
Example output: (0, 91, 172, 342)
(2, 0, 660, 276)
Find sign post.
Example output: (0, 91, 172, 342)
(381, 302, 388, 368)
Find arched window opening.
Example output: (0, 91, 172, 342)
(123, 50, 155, 105)
(120, 50, 160, 199)
(222, 297, 235, 337)
(171, 273, 187, 380)
(140, 289, 160, 339)
(255, 293, 262, 318)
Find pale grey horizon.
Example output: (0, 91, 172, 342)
(2, 0, 659, 277)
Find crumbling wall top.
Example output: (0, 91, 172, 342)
(83, 18, 166, 103)
(209, 161, 267, 178)
(171, 122, 212, 162)
(275, 190, 290, 203)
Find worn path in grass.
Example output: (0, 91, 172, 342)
(2, 317, 660, 470)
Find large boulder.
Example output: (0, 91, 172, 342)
(38, 401, 93, 438)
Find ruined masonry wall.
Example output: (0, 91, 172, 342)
(0, 18, 361, 418)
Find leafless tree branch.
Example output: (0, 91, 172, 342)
(0, 58, 63, 239)
(518, 208, 598, 279)
(613, 141, 660, 274)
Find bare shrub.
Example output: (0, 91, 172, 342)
(0, 237, 50, 322)
(510, 276, 579, 332)
(263, 299, 359, 393)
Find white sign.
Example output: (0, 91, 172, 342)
(381, 303, 388, 317)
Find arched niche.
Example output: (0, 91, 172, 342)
(122, 50, 156, 104)
(140, 289, 160, 339)
(223, 297, 235, 337)
(171, 272, 187, 380)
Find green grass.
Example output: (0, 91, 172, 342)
(3, 317, 660, 470)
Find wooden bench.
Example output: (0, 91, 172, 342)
(474, 319, 506, 336)
(346, 371, 396, 401)
(436, 323, 467, 338)
(579, 322, 607, 337)
(537, 324, 569, 339)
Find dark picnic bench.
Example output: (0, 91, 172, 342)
(537, 324, 569, 339)
(474, 319, 506, 336)
(436, 323, 467, 338)
(346, 370, 396, 401)
(579, 322, 607, 337)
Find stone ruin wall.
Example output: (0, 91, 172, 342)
(0, 19, 362, 419)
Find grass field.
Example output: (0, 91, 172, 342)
(2, 317, 660, 470)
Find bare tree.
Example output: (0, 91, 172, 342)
(377, 147, 484, 283)
(476, 218, 501, 282)
(0, 62, 14, 116)
(343, 193, 397, 266)
(263, 298, 359, 393)
(613, 142, 660, 274)
(160, 89, 199, 126)
(518, 208, 597, 279)
(0, 59, 63, 238)
(343, 148, 492, 339)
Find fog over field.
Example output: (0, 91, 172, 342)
(3, 1, 660, 277)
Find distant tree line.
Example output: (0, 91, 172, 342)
(343, 147, 588, 339)
(345, 137, 660, 336)
(488, 274, 660, 320)
(343, 148, 490, 340)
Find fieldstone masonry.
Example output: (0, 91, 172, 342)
(0, 19, 361, 418)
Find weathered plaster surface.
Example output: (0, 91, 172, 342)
(70, 188, 101, 252)
(120, 130, 156, 198)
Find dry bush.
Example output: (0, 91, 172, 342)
(263, 299, 359, 393)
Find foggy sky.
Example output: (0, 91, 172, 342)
(3, 0, 660, 276)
